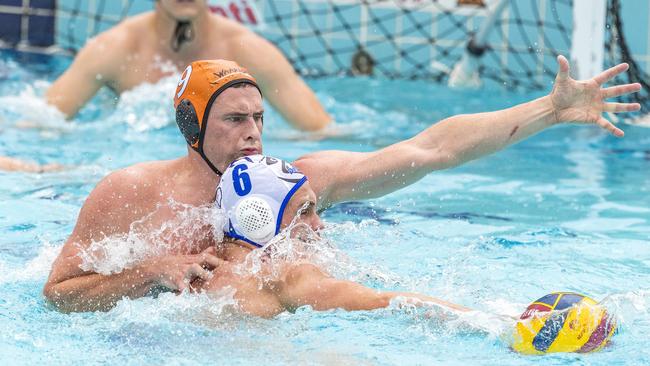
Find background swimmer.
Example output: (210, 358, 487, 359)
(0, 0, 332, 173)
(45, 0, 331, 132)
(0, 156, 63, 173)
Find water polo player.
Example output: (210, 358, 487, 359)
(198, 154, 471, 317)
(45, 57, 640, 312)
(206, 155, 618, 355)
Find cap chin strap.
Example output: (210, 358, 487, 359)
(171, 20, 194, 52)
(195, 144, 223, 176)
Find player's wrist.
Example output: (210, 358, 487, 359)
(541, 95, 561, 126)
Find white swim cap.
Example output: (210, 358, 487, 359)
(216, 155, 307, 248)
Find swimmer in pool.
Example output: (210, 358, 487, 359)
(45, 0, 330, 132)
(44, 57, 640, 312)
(2, 1, 329, 172)
(200, 155, 470, 317)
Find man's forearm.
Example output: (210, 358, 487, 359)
(308, 96, 558, 206)
(384, 291, 472, 313)
(282, 268, 471, 314)
(43, 265, 160, 313)
(415, 95, 556, 170)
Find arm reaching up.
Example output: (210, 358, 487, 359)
(295, 56, 641, 208)
(45, 28, 128, 118)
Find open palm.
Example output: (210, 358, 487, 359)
(550, 55, 641, 137)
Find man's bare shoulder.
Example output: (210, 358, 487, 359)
(210, 13, 252, 38)
(84, 159, 176, 222)
(209, 14, 267, 51)
(93, 159, 176, 201)
(79, 12, 152, 61)
(71, 159, 180, 240)
(293, 153, 336, 208)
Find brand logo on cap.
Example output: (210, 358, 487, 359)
(213, 68, 247, 80)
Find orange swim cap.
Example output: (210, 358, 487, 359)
(174, 59, 261, 175)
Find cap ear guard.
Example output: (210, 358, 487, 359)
(176, 99, 201, 148)
(233, 196, 277, 243)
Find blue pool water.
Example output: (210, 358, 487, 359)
(0, 50, 649, 365)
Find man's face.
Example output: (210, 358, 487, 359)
(158, 0, 208, 21)
(280, 182, 323, 234)
(202, 86, 264, 173)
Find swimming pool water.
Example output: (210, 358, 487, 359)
(0, 50, 649, 365)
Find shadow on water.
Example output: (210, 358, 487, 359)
(322, 201, 512, 225)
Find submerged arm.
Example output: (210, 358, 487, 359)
(44, 249, 220, 313)
(276, 263, 470, 314)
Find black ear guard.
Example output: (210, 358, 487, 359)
(176, 99, 201, 148)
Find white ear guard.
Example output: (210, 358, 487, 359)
(234, 195, 276, 243)
(216, 155, 307, 248)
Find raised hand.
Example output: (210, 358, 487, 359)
(550, 55, 641, 137)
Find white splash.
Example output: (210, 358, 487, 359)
(232, 211, 356, 284)
(600, 290, 650, 326)
(113, 75, 179, 132)
(0, 80, 69, 130)
(103, 288, 240, 327)
(77, 200, 224, 275)
(0, 241, 62, 285)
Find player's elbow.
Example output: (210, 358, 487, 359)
(42, 277, 86, 313)
(405, 139, 460, 172)
(299, 113, 332, 132)
(283, 263, 324, 289)
(42, 280, 68, 312)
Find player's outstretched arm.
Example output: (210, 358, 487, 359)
(296, 56, 641, 208)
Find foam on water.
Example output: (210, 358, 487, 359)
(0, 241, 61, 285)
(0, 81, 68, 130)
(114, 75, 178, 132)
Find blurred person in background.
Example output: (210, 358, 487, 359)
(46, 0, 331, 132)
(1, 0, 332, 173)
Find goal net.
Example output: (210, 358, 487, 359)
(1, 0, 647, 115)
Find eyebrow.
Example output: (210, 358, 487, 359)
(222, 111, 264, 117)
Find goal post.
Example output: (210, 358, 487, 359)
(571, 0, 607, 80)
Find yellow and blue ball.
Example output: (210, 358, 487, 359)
(512, 292, 617, 355)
